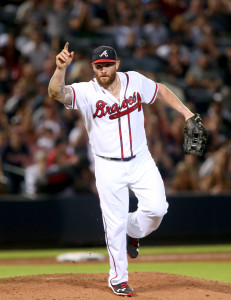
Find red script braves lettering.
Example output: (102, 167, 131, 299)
(93, 92, 142, 120)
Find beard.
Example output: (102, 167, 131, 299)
(95, 71, 117, 88)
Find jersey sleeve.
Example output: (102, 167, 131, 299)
(65, 82, 89, 110)
(137, 72, 159, 104)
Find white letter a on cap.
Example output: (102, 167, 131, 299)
(99, 50, 108, 57)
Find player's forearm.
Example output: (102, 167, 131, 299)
(157, 83, 194, 120)
(48, 67, 72, 106)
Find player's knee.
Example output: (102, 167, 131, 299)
(146, 201, 168, 218)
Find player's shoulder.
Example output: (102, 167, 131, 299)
(124, 71, 142, 78)
(69, 80, 93, 92)
(121, 71, 143, 86)
(70, 81, 92, 87)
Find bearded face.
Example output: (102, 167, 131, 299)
(93, 62, 119, 88)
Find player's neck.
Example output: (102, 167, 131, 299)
(105, 74, 121, 100)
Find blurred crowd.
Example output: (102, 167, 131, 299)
(0, 0, 231, 196)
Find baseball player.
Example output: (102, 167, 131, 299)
(48, 43, 202, 297)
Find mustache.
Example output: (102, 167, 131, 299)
(95, 71, 116, 87)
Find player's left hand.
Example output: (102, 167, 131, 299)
(183, 113, 208, 156)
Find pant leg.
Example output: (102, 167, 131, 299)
(94, 155, 129, 286)
(127, 148, 168, 239)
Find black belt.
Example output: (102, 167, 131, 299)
(97, 155, 136, 161)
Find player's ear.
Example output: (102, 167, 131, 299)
(116, 61, 120, 70)
(92, 63, 96, 71)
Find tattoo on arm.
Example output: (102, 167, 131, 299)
(48, 76, 72, 105)
(60, 83, 72, 105)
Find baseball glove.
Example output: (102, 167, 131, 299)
(183, 113, 208, 156)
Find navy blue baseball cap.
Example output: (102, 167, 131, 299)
(91, 46, 119, 65)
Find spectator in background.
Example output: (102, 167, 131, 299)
(60, 108, 78, 136)
(20, 62, 37, 95)
(140, 0, 162, 26)
(37, 55, 56, 86)
(114, 2, 141, 55)
(200, 145, 230, 194)
(171, 0, 204, 35)
(24, 149, 47, 195)
(170, 153, 200, 194)
(36, 125, 56, 150)
(189, 14, 212, 48)
(45, 137, 82, 194)
(142, 12, 169, 49)
(156, 37, 190, 86)
(0, 31, 22, 83)
(0, 58, 10, 94)
(88, 0, 113, 28)
(0, 126, 30, 193)
(149, 139, 174, 187)
(203, 101, 231, 153)
(166, 114, 185, 164)
(3, 80, 27, 119)
(114, 14, 140, 54)
(189, 13, 220, 61)
(35, 97, 62, 148)
(159, 0, 186, 24)
(206, 0, 231, 35)
(20, 27, 49, 72)
(69, 0, 92, 34)
(170, 160, 200, 193)
(45, 0, 71, 50)
(15, 0, 47, 33)
(185, 53, 223, 114)
(66, 50, 93, 83)
(218, 44, 231, 86)
(47, 137, 78, 169)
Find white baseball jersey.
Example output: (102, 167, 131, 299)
(65, 70, 168, 286)
(66, 71, 158, 158)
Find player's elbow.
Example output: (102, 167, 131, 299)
(48, 91, 54, 99)
(48, 87, 60, 101)
(48, 92, 56, 100)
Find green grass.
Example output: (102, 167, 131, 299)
(139, 244, 231, 255)
(128, 262, 231, 283)
(0, 248, 108, 259)
(0, 245, 231, 283)
(0, 244, 231, 259)
(0, 262, 230, 283)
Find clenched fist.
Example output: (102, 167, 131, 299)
(56, 42, 74, 70)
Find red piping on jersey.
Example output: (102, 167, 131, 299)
(124, 72, 133, 157)
(118, 117, 124, 158)
(124, 72, 129, 97)
(148, 83, 158, 104)
(127, 114, 133, 156)
(103, 215, 118, 287)
(98, 196, 118, 287)
(117, 72, 130, 159)
(69, 86, 76, 108)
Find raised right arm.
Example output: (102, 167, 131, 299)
(48, 42, 74, 106)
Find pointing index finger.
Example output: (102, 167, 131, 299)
(64, 42, 69, 51)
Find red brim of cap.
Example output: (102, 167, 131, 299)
(91, 59, 119, 65)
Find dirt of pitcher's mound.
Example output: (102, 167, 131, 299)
(0, 272, 231, 300)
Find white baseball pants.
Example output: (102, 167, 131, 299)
(94, 147, 168, 286)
